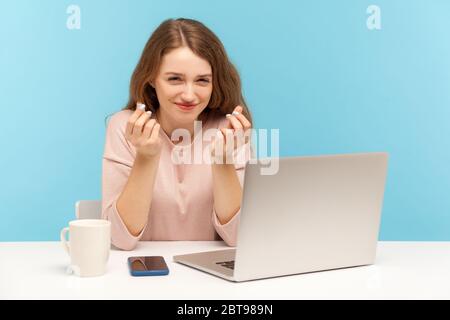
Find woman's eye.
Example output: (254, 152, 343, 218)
(167, 77, 209, 83)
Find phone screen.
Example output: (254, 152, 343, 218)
(128, 256, 169, 275)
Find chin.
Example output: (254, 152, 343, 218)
(174, 110, 199, 121)
(177, 106, 203, 116)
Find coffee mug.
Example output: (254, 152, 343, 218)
(60, 219, 111, 277)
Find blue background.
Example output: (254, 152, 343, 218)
(1, 0, 449, 241)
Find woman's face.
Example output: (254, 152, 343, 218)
(153, 46, 213, 123)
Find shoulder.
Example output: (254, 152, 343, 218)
(106, 109, 133, 132)
(103, 110, 136, 159)
(104, 110, 134, 151)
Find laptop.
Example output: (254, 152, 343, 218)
(173, 152, 389, 282)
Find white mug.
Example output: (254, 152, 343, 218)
(60, 219, 111, 277)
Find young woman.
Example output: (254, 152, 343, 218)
(102, 18, 253, 250)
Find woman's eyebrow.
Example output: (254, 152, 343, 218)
(164, 72, 212, 77)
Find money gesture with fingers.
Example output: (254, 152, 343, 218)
(125, 102, 162, 159)
(210, 105, 252, 165)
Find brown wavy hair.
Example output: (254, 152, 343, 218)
(111, 18, 252, 125)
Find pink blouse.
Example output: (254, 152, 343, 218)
(101, 110, 250, 250)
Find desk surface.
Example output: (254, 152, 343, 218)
(1, 241, 449, 300)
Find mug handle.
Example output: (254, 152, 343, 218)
(60, 227, 70, 255)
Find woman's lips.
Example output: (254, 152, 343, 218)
(175, 103, 197, 110)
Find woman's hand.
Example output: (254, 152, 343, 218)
(125, 103, 162, 159)
(210, 105, 252, 165)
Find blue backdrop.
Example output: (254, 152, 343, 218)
(1, 0, 449, 241)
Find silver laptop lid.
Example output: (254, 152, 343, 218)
(233, 152, 388, 281)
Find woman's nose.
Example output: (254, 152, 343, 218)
(180, 84, 196, 101)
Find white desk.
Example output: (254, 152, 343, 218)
(1, 241, 449, 300)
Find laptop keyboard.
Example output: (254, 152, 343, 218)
(216, 260, 235, 270)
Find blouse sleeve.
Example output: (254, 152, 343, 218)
(101, 111, 147, 251)
(212, 141, 254, 246)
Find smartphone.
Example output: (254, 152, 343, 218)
(128, 256, 169, 276)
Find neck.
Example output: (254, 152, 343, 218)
(156, 109, 196, 144)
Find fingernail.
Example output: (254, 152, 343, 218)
(137, 103, 146, 111)
(146, 111, 152, 116)
(232, 111, 240, 116)
(226, 114, 232, 117)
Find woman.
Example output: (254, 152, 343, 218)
(102, 18, 253, 251)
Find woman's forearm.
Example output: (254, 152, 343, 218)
(212, 163, 243, 224)
(116, 153, 161, 236)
